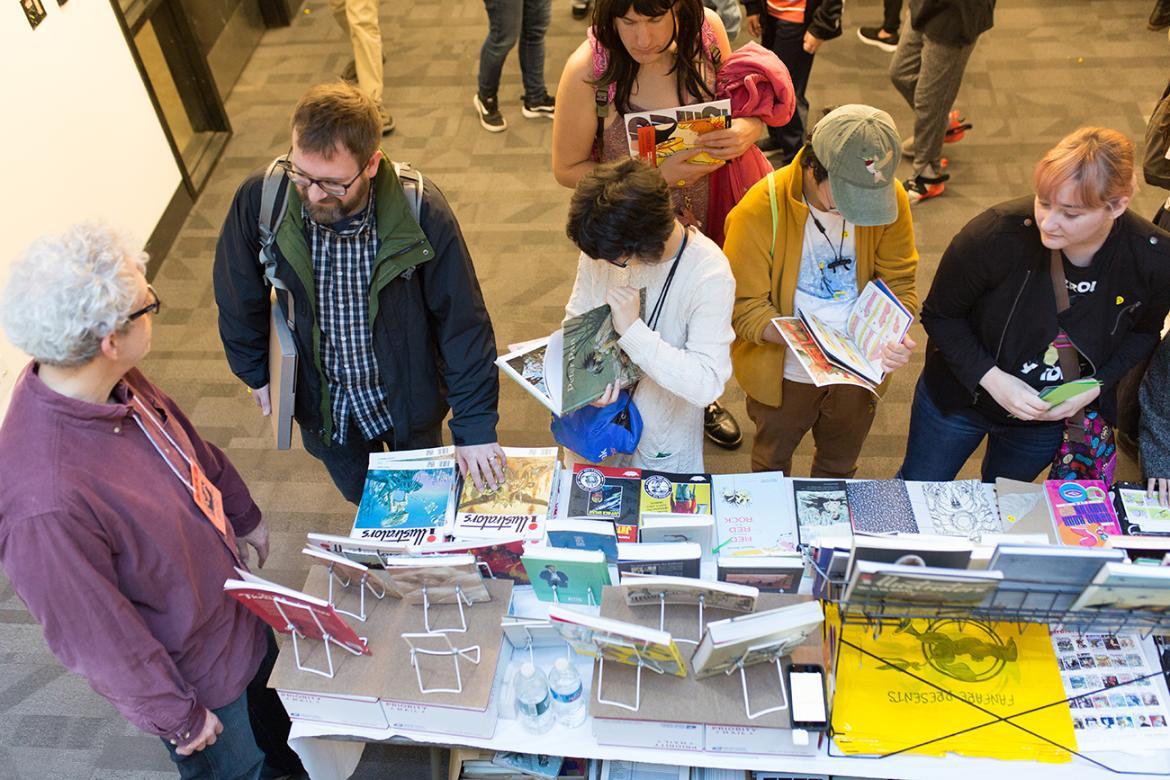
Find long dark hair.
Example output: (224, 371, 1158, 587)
(591, 0, 715, 115)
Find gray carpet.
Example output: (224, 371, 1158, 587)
(0, 0, 1166, 777)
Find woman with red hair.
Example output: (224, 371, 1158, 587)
(899, 127, 1170, 482)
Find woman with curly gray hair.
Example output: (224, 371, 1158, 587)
(0, 223, 301, 779)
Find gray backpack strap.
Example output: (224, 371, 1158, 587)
(259, 156, 294, 330)
(393, 160, 424, 223)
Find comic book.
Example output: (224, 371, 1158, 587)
(624, 99, 732, 167)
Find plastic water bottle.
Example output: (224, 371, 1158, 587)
(514, 662, 555, 734)
(548, 657, 587, 727)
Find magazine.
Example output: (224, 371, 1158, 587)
(567, 464, 643, 542)
(351, 455, 459, 533)
(1044, 480, 1121, 548)
(305, 531, 415, 567)
(453, 446, 558, 542)
(774, 279, 912, 388)
(623, 99, 732, 167)
(521, 547, 612, 605)
(548, 605, 689, 677)
(497, 300, 643, 416)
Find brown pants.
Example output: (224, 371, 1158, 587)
(746, 380, 877, 478)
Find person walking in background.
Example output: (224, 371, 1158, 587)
(899, 128, 1170, 483)
(474, 0, 557, 132)
(0, 224, 302, 780)
(889, 0, 994, 204)
(746, 0, 843, 165)
(723, 106, 919, 477)
(704, 0, 742, 40)
(857, 0, 903, 52)
(331, 0, 394, 134)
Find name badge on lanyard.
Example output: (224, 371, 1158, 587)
(131, 398, 229, 540)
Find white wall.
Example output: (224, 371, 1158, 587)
(0, 0, 181, 416)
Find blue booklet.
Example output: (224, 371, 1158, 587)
(351, 455, 459, 532)
(547, 517, 619, 562)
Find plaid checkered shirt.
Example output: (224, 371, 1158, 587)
(307, 190, 394, 444)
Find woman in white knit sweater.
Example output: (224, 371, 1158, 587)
(564, 159, 736, 472)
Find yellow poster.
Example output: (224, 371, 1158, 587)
(831, 612, 1075, 763)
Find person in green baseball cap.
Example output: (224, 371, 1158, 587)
(722, 104, 920, 478)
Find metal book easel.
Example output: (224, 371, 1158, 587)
(593, 635, 670, 712)
(322, 561, 386, 623)
(722, 639, 792, 720)
(641, 591, 706, 646)
(419, 583, 481, 633)
(273, 597, 367, 679)
(549, 583, 599, 607)
(402, 631, 481, 695)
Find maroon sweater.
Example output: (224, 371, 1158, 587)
(0, 364, 266, 743)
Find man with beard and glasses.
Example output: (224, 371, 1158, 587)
(214, 83, 502, 504)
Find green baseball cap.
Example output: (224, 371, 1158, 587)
(810, 105, 902, 226)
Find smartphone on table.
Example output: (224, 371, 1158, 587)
(785, 662, 829, 731)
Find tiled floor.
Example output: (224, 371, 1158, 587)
(1, 0, 1167, 777)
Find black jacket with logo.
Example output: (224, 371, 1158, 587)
(213, 158, 499, 448)
(920, 196, 1170, 424)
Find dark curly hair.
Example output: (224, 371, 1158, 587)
(566, 158, 676, 263)
(590, 0, 715, 116)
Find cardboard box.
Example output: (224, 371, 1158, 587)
(270, 566, 512, 740)
(588, 587, 821, 756)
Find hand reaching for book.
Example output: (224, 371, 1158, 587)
(457, 442, 507, 492)
(606, 285, 641, 335)
(1148, 478, 1170, 508)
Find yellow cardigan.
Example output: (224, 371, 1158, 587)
(722, 149, 920, 408)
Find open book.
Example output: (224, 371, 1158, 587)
(775, 278, 912, 388)
(496, 299, 643, 416)
(624, 99, 732, 167)
(548, 605, 689, 677)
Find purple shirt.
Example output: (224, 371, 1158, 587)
(0, 364, 267, 742)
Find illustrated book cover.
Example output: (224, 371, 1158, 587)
(1115, 484, 1170, 534)
(716, 554, 805, 593)
(616, 541, 701, 579)
(623, 99, 732, 167)
(1069, 562, 1170, 612)
(420, 537, 529, 584)
(351, 454, 458, 533)
(842, 561, 1003, 606)
(547, 605, 689, 677)
(453, 446, 558, 542)
(619, 573, 758, 613)
(790, 478, 852, 547)
(638, 471, 712, 518)
(711, 471, 799, 556)
(547, 517, 620, 562)
(1043, 480, 1121, 548)
(380, 554, 492, 605)
(224, 569, 369, 655)
(845, 533, 974, 581)
(905, 480, 1002, 541)
(566, 464, 643, 543)
(846, 479, 918, 535)
(521, 547, 611, 605)
(690, 600, 824, 679)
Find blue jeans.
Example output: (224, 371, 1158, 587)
(478, 0, 551, 102)
(162, 631, 301, 780)
(898, 377, 1064, 483)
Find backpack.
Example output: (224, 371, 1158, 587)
(256, 157, 424, 448)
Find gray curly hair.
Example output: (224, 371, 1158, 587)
(1, 223, 148, 367)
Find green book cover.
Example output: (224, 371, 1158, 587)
(521, 548, 611, 605)
(1039, 378, 1100, 406)
(560, 296, 644, 415)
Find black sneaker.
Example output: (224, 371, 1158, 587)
(1152, 0, 1170, 31)
(571, 0, 589, 20)
(904, 173, 949, 205)
(473, 94, 507, 132)
(857, 26, 899, 53)
(522, 93, 555, 119)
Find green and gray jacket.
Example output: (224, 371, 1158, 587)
(213, 156, 499, 448)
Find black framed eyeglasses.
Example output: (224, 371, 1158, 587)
(126, 285, 161, 323)
(604, 256, 632, 268)
(276, 151, 366, 198)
